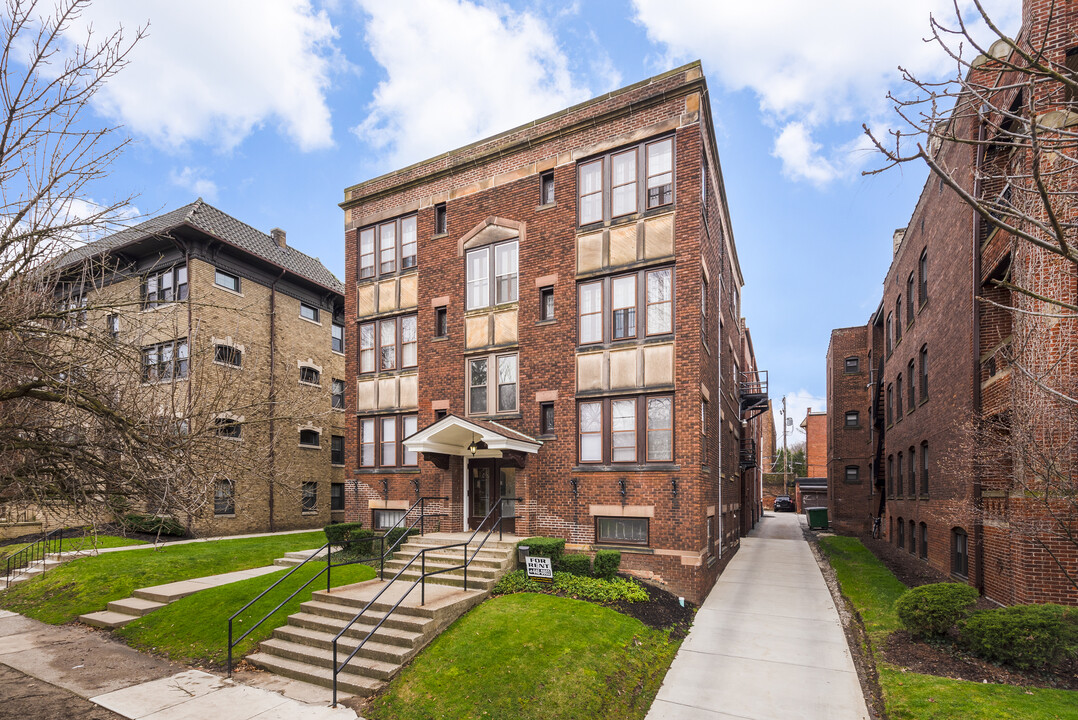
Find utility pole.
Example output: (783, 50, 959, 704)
(782, 395, 789, 495)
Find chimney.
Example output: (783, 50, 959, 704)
(892, 228, 906, 256)
(271, 228, 286, 248)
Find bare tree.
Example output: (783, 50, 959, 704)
(868, 0, 1078, 594)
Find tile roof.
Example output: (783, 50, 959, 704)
(56, 199, 343, 294)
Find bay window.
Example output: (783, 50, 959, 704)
(466, 239, 518, 309)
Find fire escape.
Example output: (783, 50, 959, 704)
(738, 370, 769, 470)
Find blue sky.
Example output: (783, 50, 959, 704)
(57, 0, 1020, 442)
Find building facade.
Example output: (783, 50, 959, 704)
(341, 63, 766, 603)
(827, 0, 1078, 605)
(801, 408, 827, 478)
(825, 325, 876, 534)
(55, 201, 347, 534)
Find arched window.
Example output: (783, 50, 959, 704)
(909, 519, 916, 555)
(919, 523, 928, 559)
(897, 517, 905, 549)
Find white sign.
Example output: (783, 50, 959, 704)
(525, 555, 553, 582)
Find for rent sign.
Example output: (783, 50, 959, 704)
(524, 555, 553, 583)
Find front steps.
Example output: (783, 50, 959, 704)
(1, 557, 63, 589)
(247, 534, 518, 696)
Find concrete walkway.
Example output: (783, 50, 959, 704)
(0, 610, 357, 719)
(647, 512, 870, 720)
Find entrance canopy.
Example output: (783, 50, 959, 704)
(403, 414, 542, 458)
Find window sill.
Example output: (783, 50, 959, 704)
(332, 350, 346, 357)
(299, 444, 321, 450)
(593, 543, 652, 553)
(535, 319, 556, 326)
(919, 396, 929, 406)
(536, 202, 556, 212)
(354, 467, 421, 474)
(431, 232, 449, 240)
(299, 381, 322, 389)
(214, 284, 244, 297)
(468, 413, 523, 421)
(572, 464, 680, 472)
(213, 361, 243, 370)
(214, 514, 236, 519)
(331, 462, 345, 468)
(299, 316, 323, 327)
(918, 299, 929, 315)
(432, 335, 449, 342)
(464, 301, 519, 316)
(140, 302, 183, 313)
(332, 407, 346, 413)
(536, 433, 556, 440)
(302, 511, 318, 516)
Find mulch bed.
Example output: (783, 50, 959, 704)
(609, 578, 695, 639)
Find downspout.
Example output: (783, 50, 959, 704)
(268, 269, 287, 532)
(972, 118, 986, 594)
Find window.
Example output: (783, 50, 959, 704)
(906, 273, 915, 322)
(577, 136, 674, 225)
(107, 313, 120, 338)
(435, 408, 448, 421)
(844, 357, 859, 373)
(578, 396, 672, 464)
(142, 265, 188, 308)
(361, 315, 418, 374)
(887, 455, 894, 496)
(300, 365, 320, 385)
(897, 516, 905, 549)
(920, 523, 928, 559)
(579, 281, 603, 343)
(215, 269, 240, 292)
(435, 307, 448, 338)
(897, 453, 904, 496)
(358, 415, 416, 468)
(331, 483, 344, 511)
(379, 221, 396, 274)
(63, 292, 86, 327)
(909, 446, 916, 496)
(466, 239, 518, 309)
(215, 417, 242, 439)
(907, 360, 916, 409)
(701, 397, 708, 436)
(435, 203, 447, 235)
(401, 216, 417, 269)
(214, 480, 234, 515)
(539, 287, 554, 321)
(359, 323, 375, 373)
(375, 509, 406, 530)
(919, 345, 928, 399)
(845, 411, 860, 427)
(909, 520, 916, 555)
(215, 344, 242, 367)
(300, 303, 319, 322)
(896, 374, 904, 417)
(540, 171, 555, 205)
(611, 275, 637, 339)
(331, 379, 345, 409)
(845, 465, 860, 483)
(886, 384, 893, 425)
(886, 312, 893, 354)
(540, 402, 555, 435)
(596, 517, 648, 545)
(701, 275, 709, 347)
(299, 428, 320, 447)
(332, 323, 345, 353)
(142, 339, 189, 382)
(952, 528, 968, 577)
(467, 354, 518, 415)
(401, 316, 417, 367)
(919, 249, 928, 305)
(331, 435, 344, 465)
(359, 226, 375, 279)
(921, 442, 929, 494)
(578, 267, 672, 345)
(302, 482, 317, 513)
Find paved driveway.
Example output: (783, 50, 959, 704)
(647, 512, 870, 720)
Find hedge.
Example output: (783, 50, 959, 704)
(122, 513, 186, 537)
(519, 537, 565, 567)
(960, 603, 1078, 671)
(325, 522, 375, 560)
(895, 583, 979, 639)
(383, 527, 420, 554)
(593, 549, 621, 580)
(561, 553, 592, 576)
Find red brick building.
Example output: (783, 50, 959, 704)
(801, 408, 827, 478)
(826, 0, 1078, 605)
(339, 63, 767, 604)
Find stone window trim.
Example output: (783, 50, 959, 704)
(595, 515, 650, 546)
(358, 315, 418, 374)
(298, 359, 323, 387)
(578, 265, 674, 347)
(300, 303, 321, 325)
(577, 394, 673, 466)
(212, 337, 245, 369)
(298, 425, 323, 449)
(466, 352, 519, 417)
(358, 413, 418, 469)
(214, 268, 242, 295)
(214, 412, 245, 441)
(577, 134, 675, 228)
(358, 213, 418, 281)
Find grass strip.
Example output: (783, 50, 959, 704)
(116, 562, 375, 667)
(368, 593, 681, 720)
(818, 535, 1077, 720)
(0, 531, 326, 624)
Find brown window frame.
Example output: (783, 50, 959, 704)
(896, 374, 904, 417)
(362, 315, 418, 375)
(465, 239, 518, 310)
(897, 453, 904, 496)
(578, 266, 674, 347)
(919, 522, 928, 559)
(466, 352, 519, 417)
(359, 214, 418, 281)
(434, 203, 447, 235)
(299, 428, 321, 448)
(906, 273, 915, 323)
(895, 297, 902, 343)
(577, 395, 673, 465)
(919, 345, 929, 399)
(300, 303, 320, 323)
(434, 306, 448, 338)
(142, 265, 189, 309)
(332, 322, 345, 353)
(358, 414, 418, 469)
(331, 435, 345, 465)
(952, 527, 969, 577)
(919, 249, 928, 305)
(886, 383, 893, 425)
(540, 171, 555, 206)
(331, 482, 344, 511)
(577, 135, 675, 227)
(886, 312, 893, 354)
(908, 445, 916, 496)
(907, 359, 916, 409)
(595, 516, 649, 546)
(142, 338, 189, 382)
(540, 401, 555, 436)
(539, 286, 554, 321)
(844, 356, 859, 373)
(844, 410, 859, 427)
(921, 441, 929, 494)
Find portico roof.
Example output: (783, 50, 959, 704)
(403, 414, 542, 458)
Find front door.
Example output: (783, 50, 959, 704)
(468, 461, 496, 530)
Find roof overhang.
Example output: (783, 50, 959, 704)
(404, 415, 541, 458)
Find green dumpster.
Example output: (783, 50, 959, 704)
(806, 507, 829, 530)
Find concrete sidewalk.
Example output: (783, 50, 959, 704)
(646, 512, 870, 720)
(0, 610, 357, 720)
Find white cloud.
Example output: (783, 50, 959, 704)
(774, 389, 826, 445)
(351, 0, 592, 167)
(169, 167, 218, 200)
(631, 0, 1021, 184)
(69, 0, 338, 151)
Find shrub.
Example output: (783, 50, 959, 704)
(383, 527, 420, 554)
(492, 569, 542, 596)
(561, 553, 592, 576)
(593, 549, 621, 580)
(122, 513, 186, 537)
(895, 583, 979, 638)
(325, 523, 375, 562)
(960, 604, 1078, 671)
(324, 521, 364, 545)
(519, 537, 565, 567)
(552, 572, 648, 603)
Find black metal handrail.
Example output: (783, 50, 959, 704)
(3, 527, 64, 587)
(330, 497, 519, 706)
(225, 495, 448, 677)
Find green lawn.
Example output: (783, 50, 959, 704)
(1, 535, 144, 566)
(116, 562, 375, 667)
(818, 535, 1077, 720)
(367, 593, 682, 720)
(0, 531, 327, 624)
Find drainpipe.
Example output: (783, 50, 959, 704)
(268, 269, 287, 532)
(972, 118, 986, 594)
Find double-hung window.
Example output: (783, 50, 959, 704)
(359, 315, 417, 374)
(358, 414, 418, 468)
(331, 379, 345, 409)
(578, 136, 674, 226)
(578, 396, 672, 464)
(332, 323, 345, 353)
(215, 480, 235, 515)
(142, 265, 188, 308)
(300, 303, 319, 322)
(611, 275, 636, 339)
(215, 269, 240, 292)
(466, 239, 518, 309)
(360, 215, 418, 280)
(467, 353, 518, 415)
(142, 339, 189, 382)
(578, 267, 672, 345)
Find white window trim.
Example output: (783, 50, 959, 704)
(298, 359, 323, 387)
(298, 424, 323, 448)
(213, 269, 244, 296)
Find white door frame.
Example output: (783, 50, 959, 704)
(462, 455, 470, 532)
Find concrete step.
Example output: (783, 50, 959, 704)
(258, 638, 401, 680)
(383, 558, 501, 579)
(272, 625, 415, 666)
(79, 610, 139, 628)
(398, 540, 515, 559)
(392, 549, 509, 569)
(108, 597, 166, 617)
(245, 652, 381, 697)
(289, 609, 429, 647)
(388, 569, 499, 591)
(274, 548, 326, 567)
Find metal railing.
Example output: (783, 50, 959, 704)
(330, 497, 519, 706)
(739, 439, 757, 469)
(3, 528, 64, 588)
(226, 496, 447, 677)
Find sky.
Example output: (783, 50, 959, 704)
(39, 0, 1021, 442)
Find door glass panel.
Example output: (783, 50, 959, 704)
(499, 467, 516, 520)
(470, 466, 490, 517)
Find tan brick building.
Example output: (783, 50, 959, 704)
(340, 63, 768, 603)
(56, 200, 347, 534)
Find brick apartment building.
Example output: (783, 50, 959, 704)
(341, 63, 767, 603)
(54, 201, 347, 534)
(801, 408, 826, 477)
(827, 0, 1078, 605)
